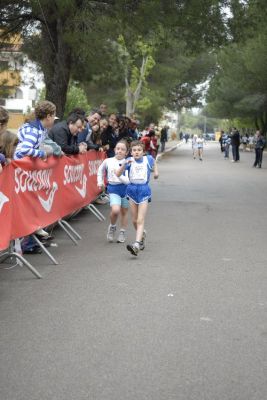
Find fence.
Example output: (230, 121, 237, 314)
(0, 151, 106, 277)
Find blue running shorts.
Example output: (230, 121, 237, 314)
(126, 184, 151, 204)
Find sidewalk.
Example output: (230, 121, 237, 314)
(156, 139, 182, 161)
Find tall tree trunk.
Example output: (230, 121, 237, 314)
(254, 115, 260, 130)
(125, 56, 149, 117)
(125, 86, 134, 116)
(41, 17, 72, 118)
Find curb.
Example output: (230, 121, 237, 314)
(156, 141, 183, 161)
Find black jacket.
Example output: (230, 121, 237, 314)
(231, 130, 240, 146)
(49, 121, 79, 155)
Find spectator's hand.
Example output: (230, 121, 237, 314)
(79, 143, 87, 154)
(98, 147, 104, 152)
(154, 172, 159, 179)
(40, 144, 54, 159)
(41, 152, 48, 161)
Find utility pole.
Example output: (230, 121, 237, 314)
(204, 116, 207, 134)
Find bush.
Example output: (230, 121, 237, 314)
(64, 83, 90, 117)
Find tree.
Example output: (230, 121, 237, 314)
(1, 0, 227, 117)
(0, 0, 111, 117)
(113, 35, 156, 116)
(205, 0, 267, 133)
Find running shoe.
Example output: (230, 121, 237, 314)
(127, 243, 139, 256)
(139, 230, 147, 250)
(35, 228, 49, 238)
(117, 230, 126, 243)
(107, 225, 116, 242)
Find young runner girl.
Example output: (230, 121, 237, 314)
(116, 140, 159, 256)
(196, 135, 205, 161)
(97, 140, 129, 243)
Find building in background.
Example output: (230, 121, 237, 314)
(0, 32, 44, 129)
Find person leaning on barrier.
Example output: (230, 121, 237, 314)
(14, 101, 57, 160)
(49, 113, 87, 155)
(77, 109, 103, 151)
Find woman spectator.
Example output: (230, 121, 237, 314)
(101, 113, 120, 157)
(91, 123, 102, 146)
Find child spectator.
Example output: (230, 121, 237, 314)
(0, 130, 19, 160)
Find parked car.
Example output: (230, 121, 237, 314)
(204, 133, 215, 141)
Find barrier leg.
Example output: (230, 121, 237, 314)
(60, 220, 82, 240)
(86, 204, 106, 221)
(32, 235, 59, 265)
(58, 220, 78, 245)
(0, 251, 42, 279)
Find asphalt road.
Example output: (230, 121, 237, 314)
(1, 142, 266, 400)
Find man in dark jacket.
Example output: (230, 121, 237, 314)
(231, 127, 240, 162)
(49, 113, 87, 155)
(160, 126, 168, 152)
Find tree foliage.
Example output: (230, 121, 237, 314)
(205, 0, 267, 133)
(0, 0, 227, 118)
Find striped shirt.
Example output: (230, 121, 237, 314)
(14, 120, 46, 160)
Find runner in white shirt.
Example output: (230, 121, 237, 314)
(97, 140, 129, 243)
(196, 135, 205, 161)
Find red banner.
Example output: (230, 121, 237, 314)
(0, 151, 106, 250)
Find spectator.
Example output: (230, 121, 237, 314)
(0, 106, 9, 135)
(160, 126, 168, 152)
(0, 130, 18, 173)
(253, 130, 266, 168)
(219, 131, 224, 152)
(0, 130, 19, 160)
(222, 131, 231, 159)
(49, 113, 87, 155)
(231, 127, 240, 162)
(14, 100, 56, 160)
(91, 123, 102, 146)
(148, 130, 159, 159)
(99, 103, 108, 118)
(184, 133, 190, 143)
(99, 118, 108, 132)
(128, 119, 139, 141)
(101, 113, 120, 157)
(77, 109, 101, 145)
(13, 101, 59, 252)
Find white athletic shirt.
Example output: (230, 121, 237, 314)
(97, 157, 129, 186)
(128, 156, 151, 184)
(196, 137, 204, 148)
